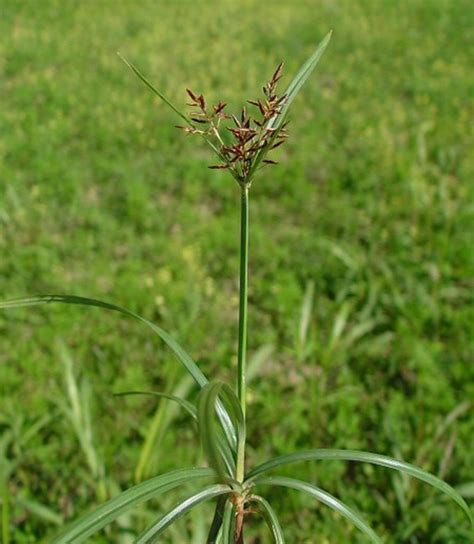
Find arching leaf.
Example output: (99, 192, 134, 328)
(254, 476, 381, 543)
(198, 381, 245, 482)
(114, 391, 197, 420)
(50, 467, 214, 543)
(206, 495, 228, 543)
(249, 495, 285, 543)
(135, 484, 231, 543)
(246, 449, 473, 527)
(0, 295, 238, 453)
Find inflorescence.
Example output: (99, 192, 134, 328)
(176, 63, 289, 184)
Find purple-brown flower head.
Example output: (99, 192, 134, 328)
(177, 63, 289, 186)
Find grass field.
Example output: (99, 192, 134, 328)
(1, 0, 473, 542)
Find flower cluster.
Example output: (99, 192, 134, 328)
(177, 63, 289, 184)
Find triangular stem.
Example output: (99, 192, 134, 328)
(236, 185, 249, 482)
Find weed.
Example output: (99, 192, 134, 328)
(1, 30, 472, 543)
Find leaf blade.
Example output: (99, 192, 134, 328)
(135, 484, 231, 544)
(206, 495, 228, 543)
(117, 53, 192, 126)
(246, 448, 473, 526)
(114, 390, 197, 420)
(220, 502, 236, 544)
(117, 54, 233, 173)
(275, 30, 333, 130)
(50, 468, 214, 543)
(254, 476, 381, 544)
(249, 31, 332, 178)
(249, 495, 285, 544)
(198, 381, 245, 482)
(0, 295, 238, 453)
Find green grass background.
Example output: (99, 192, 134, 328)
(1, 0, 473, 542)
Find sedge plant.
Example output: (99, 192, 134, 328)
(1, 32, 473, 543)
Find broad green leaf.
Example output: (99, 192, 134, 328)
(250, 31, 332, 178)
(135, 484, 231, 543)
(114, 391, 197, 420)
(198, 381, 245, 482)
(0, 295, 237, 453)
(206, 495, 228, 543)
(246, 449, 473, 527)
(118, 53, 192, 126)
(249, 495, 285, 544)
(50, 467, 214, 543)
(254, 476, 381, 543)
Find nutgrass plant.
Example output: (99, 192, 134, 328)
(1, 32, 473, 543)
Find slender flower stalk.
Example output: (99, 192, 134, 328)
(237, 186, 249, 415)
(236, 185, 249, 482)
(177, 66, 289, 490)
(4, 33, 467, 544)
(177, 65, 290, 487)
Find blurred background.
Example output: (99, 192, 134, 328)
(1, 0, 473, 542)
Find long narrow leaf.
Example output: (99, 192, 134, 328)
(198, 383, 233, 482)
(0, 295, 237, 452)
(198, 381, 245, 482)
(250, 31, 332, 177)
(50, 467, 214, 543)
(135, 374, 195, 482)
(254, 476, 381, 543)
(249, 495, 285, 544)
(114, 391, 197, 420)
(206, 495, 228, 543)
(219, 502, 235, 544)
(118, 53, 192, 126)
(118, 54, 237, 180)
(246, 449, 473, 526)
(135, 484, 231, 543)
(275, 30, 332, 130)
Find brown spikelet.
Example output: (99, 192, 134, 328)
(191, 117, 208, 124)
(271, 62, 284, 85)
(213, 101, 227, 114)
(186, 88, 199, 102)
(178, 61, 289, 181)
(270, 139, 286, 150)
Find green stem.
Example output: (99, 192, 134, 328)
(236, 185, 249, 482)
